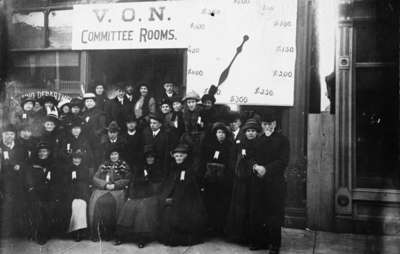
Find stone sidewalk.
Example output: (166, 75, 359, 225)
(0, 228, 399, 254)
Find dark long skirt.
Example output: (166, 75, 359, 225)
(116, 196, 159, 242)
(28, 194, 59, 241)
(224, 178, 251, 244)
(203, 181, 231, 235)
(1, 196, 28, 237)
(158, 182, 207, 246)
(92, 192, 116, 239)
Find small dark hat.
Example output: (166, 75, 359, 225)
(228, 111, 242, 123)
(201, 94, 216, 104)
(70, 98, 83, 108)
(21, 96, 36, 107)
(125, 114, 137, 123)
(36, 142, 50, 150)
(39, 96, 58, 106)
(44, 115, 59, 125)
(160, 98, 172, 107)
(2, 124, 16, 133)
(242, 118, 261, 132)
(70, 119, 83, 128)
(261, 112, 278, 123)
(149, 113, 163, 123)
(171, 143, 190, 155)
(170, 96, 182, 103)
(207, 85, 218, 97)
(144, 145, 156, 157)
(72, 150, 83, 159)
(105, 121, 120, 132)
(211, 122, 229, 133)
(106, 145, 121, 158)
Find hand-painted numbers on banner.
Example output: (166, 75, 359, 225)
(272, 70, 293, 79)
(201, 8, 221, 16)
(203, 87, 221, 95)
(230, 95, 248, 104)
(275, 45, 295, 53)
(273, 20, 292, 28)
(188, 46, 200, 54)
(190, 23, 205, 30)
(188, 69, 204, 76)
(254, 87, 274, 96)
(234, 0, 250, 4)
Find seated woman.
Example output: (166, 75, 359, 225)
(65, 151, 91, 242)
(114, 145, 163, 248)
(88, 148, 130, 241)
(158, 144, 207, 246)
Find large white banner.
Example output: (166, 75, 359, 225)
(72, 0, 297, 106)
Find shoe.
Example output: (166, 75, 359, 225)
(37, 237, 48, 245)
(113, 239, 123, 246)
(74, 232, 82, 242)
(138, 242, 145, 248)
(269, 246, 280, 254)
(91, 236, 99, 242)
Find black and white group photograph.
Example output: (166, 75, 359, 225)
(0, 0, 399, 253)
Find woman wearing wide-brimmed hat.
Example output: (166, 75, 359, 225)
(88, 147, 130, 241)
(225, 118, 261, 244)
(158, 144, 207, 246)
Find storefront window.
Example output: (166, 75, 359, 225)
(10, 12, 45, 49)
(48, 10, 73, 48)
(11, 52, 81, 95)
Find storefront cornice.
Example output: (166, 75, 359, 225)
(10, 48, 73, 52)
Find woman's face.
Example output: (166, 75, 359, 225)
(161, 104, 171, 114)
(23, 101, 34, 111)
(216, 129, 226, 142)
(140, 86, 148, 96)
(172, 101, 182, 112)
(110, 151, 119, 162)
(2, 131, 15, 144)
(19, 129, 32, 140)
(71, 106, 81, 114)
(95, 85, 104, 95)
(85, 99, 96, 109)
(186, 99, 197, 111)
(146, 155, 155, 165)
(44, 102, 53, 109)
(71, 126, 82, 137)
(38, 148, 50, 160)
(44, 121, 56, 132)
(245, 129, 257, 140)
(173, 152, 187, 164)
(73, 157, 82, 166)
(61, 105, 70, 114)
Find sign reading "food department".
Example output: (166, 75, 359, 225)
(72, 0, 297, 106)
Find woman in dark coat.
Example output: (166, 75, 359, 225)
(58, 119, 94, 176)
(94, 83, 109, 112)
(114, 145, 163, 247)
(201, 122, 234, 236)
(158, 144, 207, 246)
(88, 148, 130, 241)
(39, 115, 62, 153)
(65, 151, 91, 241)
(225, 118, 260, 244)
(26, 142, 65, 245)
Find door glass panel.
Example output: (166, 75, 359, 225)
(355, 67, 400, 189)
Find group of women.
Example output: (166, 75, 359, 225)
(1, 82, 289, 254)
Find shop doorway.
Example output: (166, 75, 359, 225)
(89, 49, 186, 101)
